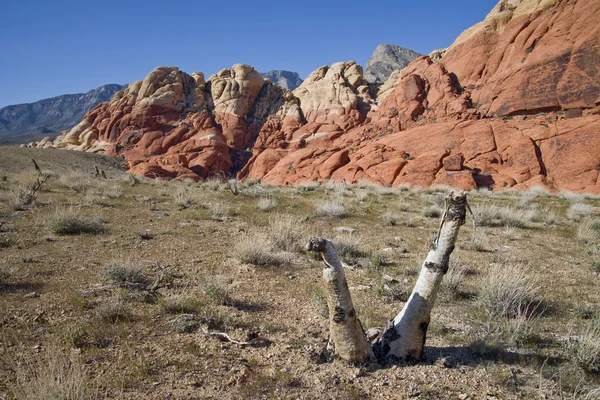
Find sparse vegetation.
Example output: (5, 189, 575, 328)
(567, 203, 595, 221)
(2, 148, 600, 399)
(267, 214, 305, 252)
(9, 349, 94, 400)
(47, 208, 104, 235)
(566, 325, 600, 374)
(96, 298, 133, 323)
(315, 199, 345, 218)
(478, 262, 540, 318)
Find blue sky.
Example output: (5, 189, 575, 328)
(0, 0, 497, 107)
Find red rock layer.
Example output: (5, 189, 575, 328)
(40, 0, 600, 192)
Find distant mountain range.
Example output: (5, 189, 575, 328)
(364, 44, 422, 83)
(0, 84, 127, 144)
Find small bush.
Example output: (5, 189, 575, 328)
(478, 262, 540, 318)
(161, 295, 204, 314)
(422, 206, 443, 218)
(567, 203, 595, 221)
(234, 234, 291, 266)
(201, 282, 230, 305)
(207, 202, 230, 219)
(577, 218, 600, 244)
(256, 197, 277, 211)
(381, 211, 398, 226)
(567, 325, 600, 374)
(296, 181, 320, 192)
(96, 299, 133, 323)
(267, 214, 305, 253)
(441, 258, 468, 297)
(172, 188, 195, 210)
(48, 208, 104, 235)
(102, 262, 147, 284)
(315, 200, 345, 218)
(332, 234, 365, 263)
(10, 349, 94, 400)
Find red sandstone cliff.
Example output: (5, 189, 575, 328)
(38, 0, 600, 192)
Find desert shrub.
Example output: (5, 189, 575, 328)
(96, 299, 133, 323)
(101, 262, 147, 284)
(441, 258, 468, 297)
(381, 211, 398, 226)
(422, 205, 443, 218)
(58, 171, 95, 194)
(207, 202, 230, 219)
(296, 181, 320, 192)
(478, 262, 540, 318)
(172, 187, 195, 210)
(567, 203, 595, 221)
(9, 172, 49, 210)
(9, 349, 94, 400)
(315, 199, 346, 218)
(559, 191, 585, 203)
(202, 282, 230, 305)
(500, 311, 536, 346)
(234, 234, 291, 267)
(160, 295, 204, 314)
(201, 177, 223, 191)
(474, 204, 532, 228)
(267, 214, 305, 252)
(47, 208, 104, 235)
(474, 204, 501, 227)
(256, 197, 277, 211)
(566, 325, 600, 374)
(332, 234, 365, 263)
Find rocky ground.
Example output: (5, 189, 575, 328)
(0, 148, 599, 399)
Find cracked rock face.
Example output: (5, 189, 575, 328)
(33, 0, 600, 193)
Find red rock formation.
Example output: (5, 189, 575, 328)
(40, 0, 600, 193)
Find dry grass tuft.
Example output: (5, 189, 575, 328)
(96, 298, 133, 323)
(381, 211, 399, 226)
(315, 199, 345, 218)
(567, 203, 595, 221)
(47, 208, 104, 235)
(9, 349, 94, 400)
(441, 258, 468, 298)
(234, 234, 292, 267)
(172, 187, 195, 210)
(161, 295, 204, 314)
(256, 197, 277, 211)
(566, 325, 600, 374)
(267, 214, 306, 252)
(576, 218, 600, 244)
(478, 262, 540, 318)
(102, 262, 147, 284)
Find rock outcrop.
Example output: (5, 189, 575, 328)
(364, 44, 423, 84)
(0, 84, 126, 144)
(260, 70, 303, 91)
(441, 0, 600, 117)
(36, 0, 600, 193)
